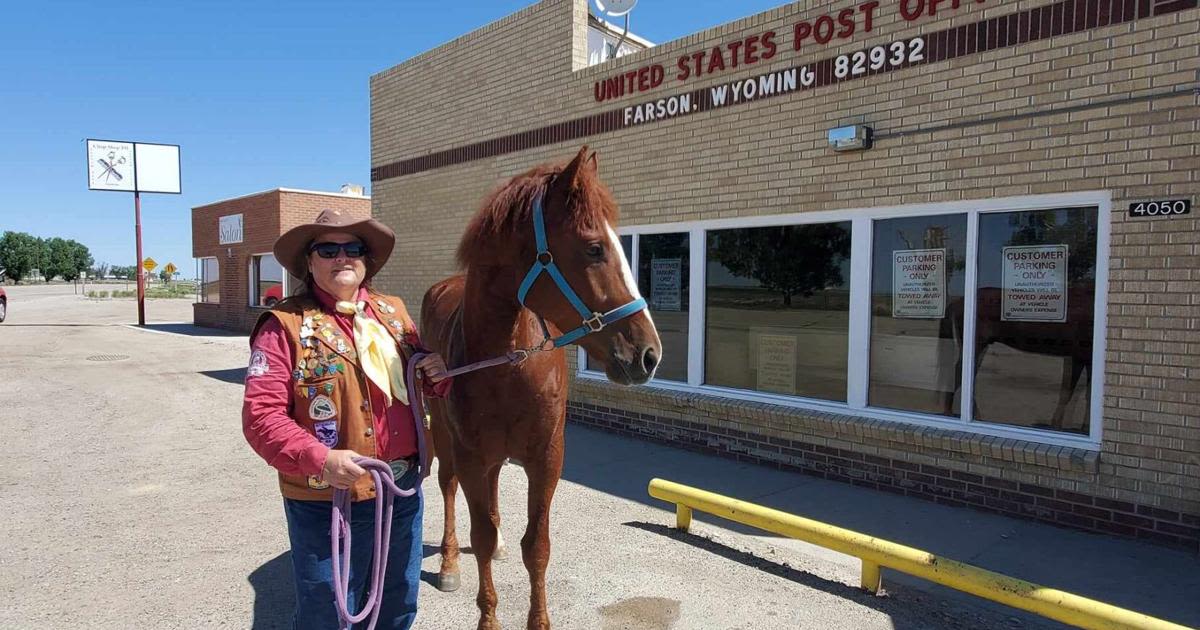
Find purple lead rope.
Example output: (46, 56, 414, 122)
(330, 354, 428, 630)
(331, 458, 413, 629)
(329, 348, 537, 629)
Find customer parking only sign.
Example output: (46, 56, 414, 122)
(1001, 245, 1068, 322)
(893, 248, 946, 319)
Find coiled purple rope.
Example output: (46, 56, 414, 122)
(328, 347, 536, 629)
(329, 354, 428, 630)
(330, 457, 416, 629)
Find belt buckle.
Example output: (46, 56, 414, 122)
(388, 457, 413, 481)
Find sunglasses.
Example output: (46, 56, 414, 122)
(309, 241, 368, 259)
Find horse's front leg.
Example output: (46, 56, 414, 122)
(460, 461, 503, 630)
(436, 455, 462, 592)
(522, 441, 563, 630)
(492, 464, 508, 560)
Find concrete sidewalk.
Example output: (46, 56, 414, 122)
(561, 422, 1200, 629)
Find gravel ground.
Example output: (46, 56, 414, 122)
(0, 285, 1085, 629)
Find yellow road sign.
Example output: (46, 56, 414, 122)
(142, 257, 158, 272)
(164, 262, 177, 275)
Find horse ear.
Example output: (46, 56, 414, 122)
(556, 145, 590, 193)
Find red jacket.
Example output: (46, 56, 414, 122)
(242, 286, 449, 480)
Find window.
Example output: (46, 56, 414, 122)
(705, 223, 852, 401)
(199, 258, 219, 304)
(972, 208, 1096, 435)
(577, 194, 1107, 446)
(869, 215, 967, 415)
(250, 254, 285, 307)
(587, 235, 634, 373)
(638, 233, 689, 382)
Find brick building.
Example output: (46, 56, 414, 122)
(191, 188, 370, 332)
(368, 0, 1199, 547)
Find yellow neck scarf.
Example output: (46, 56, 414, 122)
(335, 300, 408, 406)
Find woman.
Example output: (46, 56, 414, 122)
(242, 208, 449, 630)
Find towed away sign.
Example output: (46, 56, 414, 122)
(1001, 245, 1067, 322)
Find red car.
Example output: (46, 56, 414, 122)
(262, 284, 283, 307)
(0, 287, 6, 323)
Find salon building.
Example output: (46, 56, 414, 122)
(369, 0, 1198, 546)
(192, 187, 370, 332)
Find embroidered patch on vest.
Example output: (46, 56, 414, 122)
(247, 349, 270, 377)
(309, 395, 337, 421)
(313, 419, 338, 447)
(307, 475, 330, 490)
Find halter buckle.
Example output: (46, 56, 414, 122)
(583, 312, 606, 333)
(537, 251, 553, 266)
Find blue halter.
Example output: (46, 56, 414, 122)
(516, 194, 648, 348)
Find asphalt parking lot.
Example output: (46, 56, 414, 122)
(1, 284, 1195, 629)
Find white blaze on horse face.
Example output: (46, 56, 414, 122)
(606, 224, 641, 301)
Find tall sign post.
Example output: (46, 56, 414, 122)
(86, 139, 181, 325)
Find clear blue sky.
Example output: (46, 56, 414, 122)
(1, 0, 784, 278)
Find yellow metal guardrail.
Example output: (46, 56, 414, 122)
(648, 478, 1193, 630)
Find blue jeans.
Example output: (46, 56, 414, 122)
(283, 467, 423, 630)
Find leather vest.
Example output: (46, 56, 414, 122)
(252, 290, 418, 502)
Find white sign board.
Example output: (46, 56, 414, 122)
(87, 140, 135, 191)
(651, 258, 681, 311)
(219, 214, 244, 245)
(756, 333, 797, 394)
(1002, 244, 1068, 322)
(86, 139, 181, 194)
(134, 143, 182, 194)
(892, 248, 946, 319)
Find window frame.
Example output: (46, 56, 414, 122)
(197, 257, 220, 304)
(627, 229, 696, 384)
(577, 191, 1110, 450)
(248, 252, 287, 308)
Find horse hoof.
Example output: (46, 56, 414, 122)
(438, 572, 460, 592)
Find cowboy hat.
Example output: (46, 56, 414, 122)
(273, 208, 395, 280)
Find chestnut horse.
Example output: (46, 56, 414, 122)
(420, 146, 662, 630)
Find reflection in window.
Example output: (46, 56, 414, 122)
(974, 208, 1096, 435)
(252, 254, 284, 307)
(637, 233, 689, 382)
(705, 223, 852, 401)
(869, 215, 967, 416)
(588, 235, 634, 373)
(200, 258, 220, 304)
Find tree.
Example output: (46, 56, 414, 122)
(90, 262, 110, 279)
(35, 237, 51, 281)
(44, 238, 72, 281)
(709, 224, 851, 306)
(67, 241, 94, 282)
(109, 265, 136, 279)
(0, 231, 42, 282)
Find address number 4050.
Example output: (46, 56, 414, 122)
(1129, 200, 1191, 217)
(835, 37, 926, 79)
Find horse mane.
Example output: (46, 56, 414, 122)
(455, 156, 619, 269)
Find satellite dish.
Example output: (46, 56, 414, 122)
(594, 0, 638, 18)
